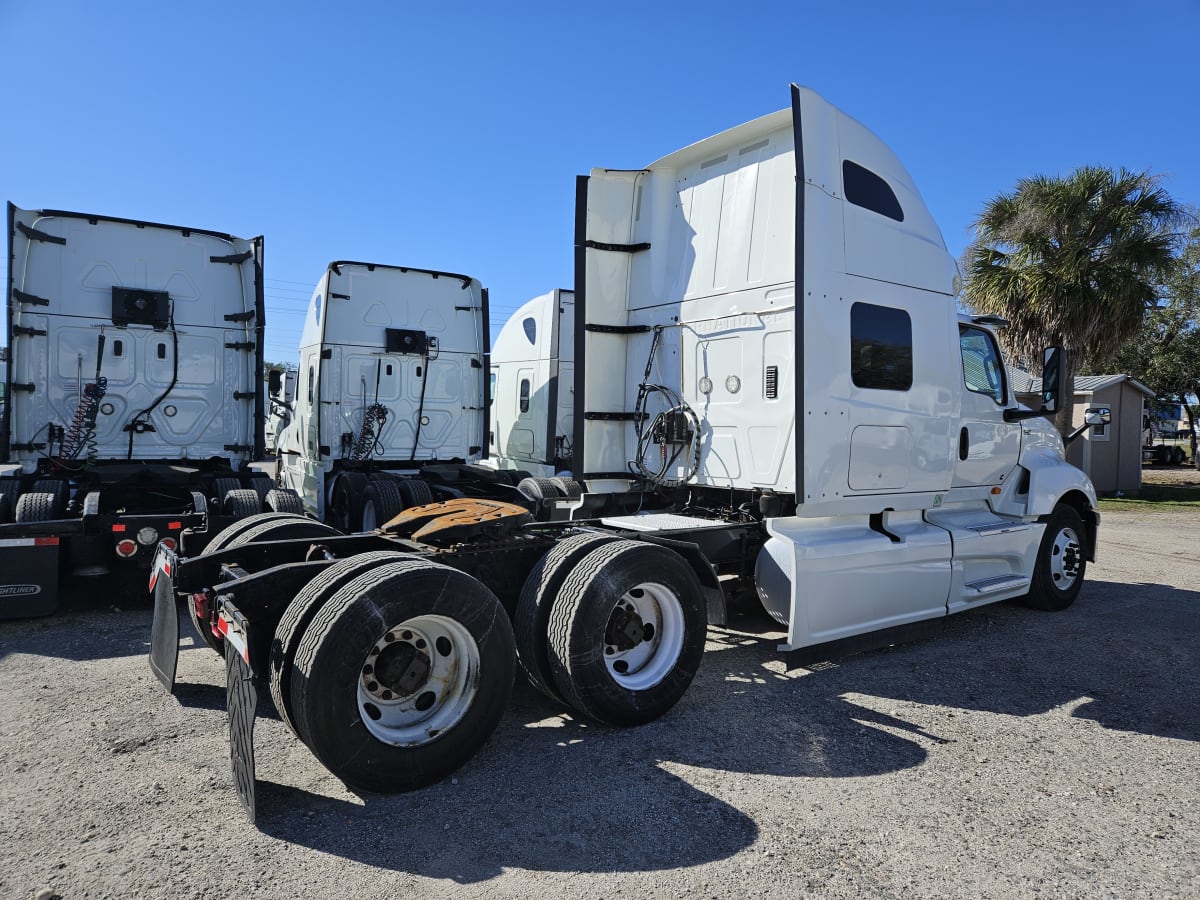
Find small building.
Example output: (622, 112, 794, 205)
(1011, 372, 1154, 494)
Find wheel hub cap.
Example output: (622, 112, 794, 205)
(356, 615, 480, 746)
(602, 582, 684, 691)
(1050, 526, 1082, 588)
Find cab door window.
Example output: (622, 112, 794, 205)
(959, 327, 1006, 404)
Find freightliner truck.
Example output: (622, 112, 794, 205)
(486, 288, 576, 490)
(270, 260, 531, 532)
(149, 85, 1106, 823)
(1, 204, 278, 618)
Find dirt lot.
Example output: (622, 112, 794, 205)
(1142, 465, 1200, 486)
(1, 510, 1196, 899)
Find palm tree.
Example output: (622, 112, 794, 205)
(962, 166, 1186, 435)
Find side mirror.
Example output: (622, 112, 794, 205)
(1066, 406, 1112, 445)
(1040, 346, 1066, 414)
(1005, 345, 1069, 422)
(267, 369, 283, 396)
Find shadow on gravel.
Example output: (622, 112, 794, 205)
(170, 681, 228, 712)
(723, 579, 1200, 746)
(5, 565, 1196, 882)
(254, 729, 759, 881)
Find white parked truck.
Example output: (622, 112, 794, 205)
(487, 288, 575, 479)
(2, 204, 270, 618)
(271, 261, 527, 532)
(149, 85, 1104, 823)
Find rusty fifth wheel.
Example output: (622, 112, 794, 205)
(547, 540, 707, 726)
(288, 557, 515, 793)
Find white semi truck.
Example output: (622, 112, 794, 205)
(1, 204, 273, 618)
(488, 288, 575, 479)
(149, 85, 1104, 823)
(270, 261, 527, 532)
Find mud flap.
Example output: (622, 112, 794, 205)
(148, 548, 180, 691)
(0, 536, 60, 619)
(226, 637, 259, 824)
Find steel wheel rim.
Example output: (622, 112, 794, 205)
(603, 581, 685, 690)
(1050, 525, 1082, 591)
(357, 614, 480, 746)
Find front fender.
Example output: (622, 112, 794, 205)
(1022, 446, 1097, 516)
(1019, 447, 1099, 560)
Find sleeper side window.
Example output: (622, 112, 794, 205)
(851, 302, 912, 391)
(843, 160, 904, 222)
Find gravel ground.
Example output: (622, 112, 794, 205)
(0, 509, 1196, 899)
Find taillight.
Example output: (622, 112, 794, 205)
(159, 537, 177, 551)
(115, 539, 138, 558)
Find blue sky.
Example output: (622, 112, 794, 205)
(3, 1, 1197, 364)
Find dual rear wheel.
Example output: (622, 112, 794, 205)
(275, 556, 515, 794)
(262, 535, 706, 793)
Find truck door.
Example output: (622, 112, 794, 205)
(953, 325, 1021, 487)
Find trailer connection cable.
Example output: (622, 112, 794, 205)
(126, 304, 179, 459)
(351, 404, 389, 461)
(350, 362, 390, 463)
(629, 325, 701, 488)
(57, 377, 108, 466)
(408, 346, 432, 462)
(56, 333, 108, 470)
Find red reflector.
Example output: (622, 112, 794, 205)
(33, 537, 60, 546)
(160, 538, 177, 551)
(167, 521, 182, 531)
(115, 539, 138, 558)
(112, 524, 127, 533)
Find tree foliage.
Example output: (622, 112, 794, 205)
(962, 166, 1186, 434)
(1107, 222, 1200, 459)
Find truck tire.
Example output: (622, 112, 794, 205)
(329, 472, 369, 532)
(269, 550, 415, 738)
(204, 512, 314, 554)
(32, 479, 70, 515)
(289, 558, 516, 793)
(249, 475, 275, 501)
(223, 488, 261, 519)
(0, 480, 21, 519)
(551, 476, 583, 499)
(211, 476, 241, 503)
(1022, 504, 1087, 612)
(263, 488, 305, 516)
(0, 494, 10, 525)
(1171, 446, 1185, 465)
(223, 516, 340, 550)
(397, 477, 433, 509)
(190, 516, 342, 655)
(515, 532, 621, 701)
(547, 540, 707, 726)
(361, 480, 404, 530)
(517, 477, 562, 502)
(15, 492, 60, 523)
